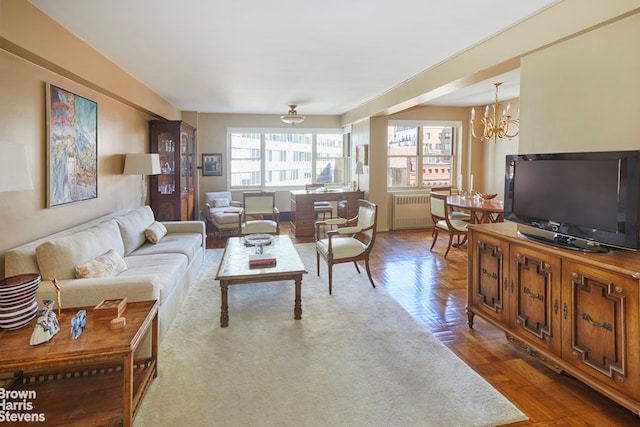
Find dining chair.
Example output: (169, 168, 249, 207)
(315, 199, 378, 294)
(429, 192, 468, 258)
(240, 191, 280, 235)
(430, 186, 471, 222)
(306, 183, 333, 220)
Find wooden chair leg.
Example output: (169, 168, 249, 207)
(353, 261, 361, 274)
(364, 259, 376, 288)
(316, 252, 321, 276)
(444, 234, 455, 258)
(328, 263, 333, 295)
(430, 229, 439, 251)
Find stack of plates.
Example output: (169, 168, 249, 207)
(0, 273, 41, 330)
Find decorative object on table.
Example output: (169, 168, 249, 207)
(479, 193, 498, 200)
(110, 316, 127, 330)
(249, 255, 277, 268)
(94, 298, 128, 320)
(0, 273, 41, 330)
(244, 233, 274, 254)
(51, 277, 65, 320)
(469, 82, 520, 143)
(30, 299, 60, 345)
(70, 309, 87, 339)
(46, 83, 98, 207)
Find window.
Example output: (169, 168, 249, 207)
(387, 123, 456, 189)
(229, 129, 344, 188)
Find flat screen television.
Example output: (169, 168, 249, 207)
(504, 150, 640, 253)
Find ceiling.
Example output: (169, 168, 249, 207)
(29, 0, 558, 116)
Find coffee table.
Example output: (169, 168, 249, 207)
(215, 235, 307, 327)
(0, 300, 158, 426)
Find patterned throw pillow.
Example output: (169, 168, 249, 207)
(213, 198, 230, 208)
(74, 249, 128, 279)
(144, 221, 168, 244)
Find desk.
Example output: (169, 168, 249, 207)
(290, 189, 364, 236)
(447, 195, 504, 224)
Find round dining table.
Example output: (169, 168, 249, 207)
(447, 194, 504, 224)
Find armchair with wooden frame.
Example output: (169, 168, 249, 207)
(315, 199, 378, 294)
(430, 186, 471, 222)
(240, 191, 280, 235)
(429, 192, 468, 258)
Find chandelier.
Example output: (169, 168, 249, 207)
(469, 82, 519, 143)
(281, 105, 305, 126)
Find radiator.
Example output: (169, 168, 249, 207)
(391, 194, 433, 230)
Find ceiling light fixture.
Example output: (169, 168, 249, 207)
(470, 82, 519, 143)
(281, 105, 305, 126)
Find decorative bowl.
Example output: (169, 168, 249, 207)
(479, 193, 498, 200)
(0, 274, 41, 330)
(244, 234, 274, 247)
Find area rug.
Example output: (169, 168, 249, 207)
(134, 243, 527, 427)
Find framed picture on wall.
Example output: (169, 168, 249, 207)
(202, 153, 222, 176)
(46, 83, 98, 207)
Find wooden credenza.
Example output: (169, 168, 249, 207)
(467, 221, 640, 416)
(290, 189, 364, 237)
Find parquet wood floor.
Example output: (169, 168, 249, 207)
(208, 225, 639, 426)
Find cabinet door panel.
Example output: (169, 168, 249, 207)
(470, 234, 508, 323)
(562, 261, 640, 398)
(511, 245, 561, 354)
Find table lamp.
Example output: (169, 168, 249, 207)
(123, 153, 161, 205)
(355, 161, 364, 191)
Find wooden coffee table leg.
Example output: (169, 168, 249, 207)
(220, 282, 229, 327)
(294, 276, 302, 320)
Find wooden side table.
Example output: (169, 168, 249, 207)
(0, 300, 158, 427)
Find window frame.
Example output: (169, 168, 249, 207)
(227, 128, 346, 189)
(387, 120, 461, 190)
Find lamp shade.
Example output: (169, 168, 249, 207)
(0, 141, 34, 192)
(355, 162, 364, 175)
(123, 153, 161, 175)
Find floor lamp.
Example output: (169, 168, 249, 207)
(0, 141, 34, 193)
(123, 153, 161, 205)
(355, 161, 364, 191)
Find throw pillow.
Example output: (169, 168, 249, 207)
(74, 249, 128, 279)
(213, 198, 230, 208)
(145, 221, 168, 244)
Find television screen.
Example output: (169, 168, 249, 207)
(504, 151, 640, 252)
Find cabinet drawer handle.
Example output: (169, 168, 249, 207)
(523, 287, 543, 301)
(481, 268, 497, 279)
(581, 313, 613, 331)
(503, 277, 508, 290)
(563, 303, 567, 319)
(554, 299, 558, 314)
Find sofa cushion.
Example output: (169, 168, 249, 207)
(116, 206, 156, 255)
(145, 221, 168, 244)
(121, 253, 188, 304)
(36, 220, 125, 280)
(132, 233, 202, 263)
(75, 249, 128, 279)
(213, 198, 230, 208)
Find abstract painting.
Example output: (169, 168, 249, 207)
(46, 84, 98, 207)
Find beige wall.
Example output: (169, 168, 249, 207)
(0, 1, 179, 276)
(520, 12, 640, 154)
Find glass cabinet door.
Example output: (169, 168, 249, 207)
(157, 132, 176, 195)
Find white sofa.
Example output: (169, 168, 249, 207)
(4, 206, 206, 342)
